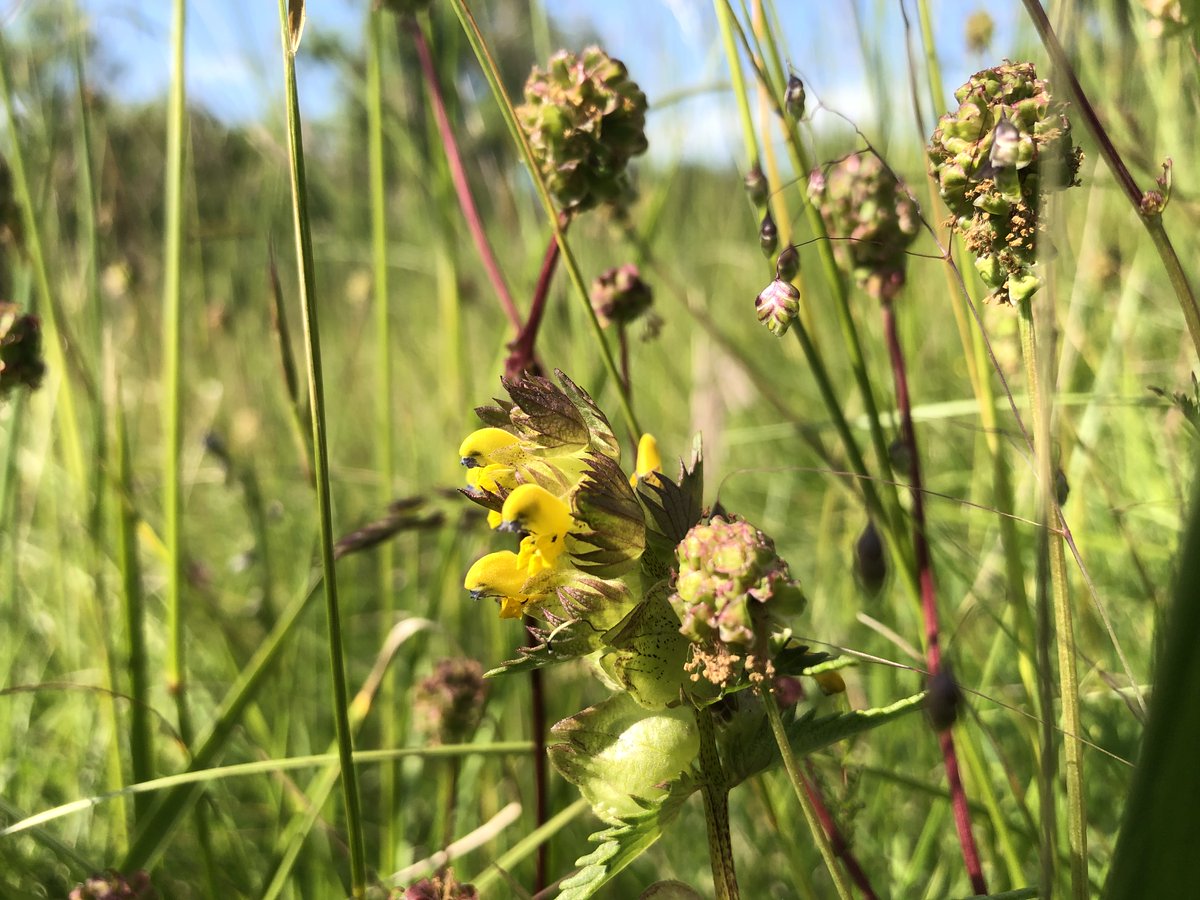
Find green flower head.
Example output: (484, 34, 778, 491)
(517, 46, 648, 215)
(927, 61, 1082, 305)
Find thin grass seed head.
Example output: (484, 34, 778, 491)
(744, 163, 769, 206)
(927, 61, 1082, 305)
(808, 152, 919, 302)
(758, 209, 778, 257)
(785, 74, 807, 120)
(591, 263, 653, 327)
(517, 46, 648, 215)
(775, 244, 800, 282)
(754, 277, 801, 336)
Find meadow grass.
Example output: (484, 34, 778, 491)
(1, 1, 1198, 898)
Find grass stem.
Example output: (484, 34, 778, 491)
(276, 3, 368, 894)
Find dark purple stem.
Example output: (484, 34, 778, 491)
(882, 301, 987, 896)
(526, 615, 548, 893)
(407, 17, 522, 333)
(505, 232, 562, 379)
(802, 763, 878, 900)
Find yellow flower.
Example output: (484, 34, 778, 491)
(500, 483, 574, 574)
(464, 550, 545, 619)
(458, 427, 520, 469)
(629, 433, 662, 488)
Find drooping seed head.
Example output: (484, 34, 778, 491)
(590, 263, 653, 327)
(755, 278, 801, 336)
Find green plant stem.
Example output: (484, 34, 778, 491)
(447, 0, 640, 439)
(1019, 0, 1200, 360)
(276, 4, 367, 895)
(114, 382, 153, 818)
(0, 33, 86, 486)
(162, 0, 191, 748)
(694, 704, 739, 900)
(1018, 296, 1087, 900)
(366, 6, 399, 871)
(760, 689, 853, 900)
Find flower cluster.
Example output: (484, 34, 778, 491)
(459, 373, 835, 827)
(927, 62, 1082, 305)
(459, 370, 647, 621)
(809, 152, 920, 302)
(590, 263, 653, 328)
(413, 658, 488, 745)
(671, 516, 806, 688)
(517, 47, 648, 215)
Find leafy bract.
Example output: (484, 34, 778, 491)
(548, 691, 698, 825)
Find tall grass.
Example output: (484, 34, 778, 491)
(0, 1, 1196, 897)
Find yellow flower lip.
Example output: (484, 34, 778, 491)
(459, 427, 520, 470)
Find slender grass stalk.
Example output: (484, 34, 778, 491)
(123, 565, 321, 869)
(162, 0, 191, 748)
(113, 378, 153, 820)
(694, 705, 740, 900)
(9, 743, 534, 839)
(760, 690, 853, 900)
(366, 5, 399, 870)
(71, 15, 128, 844)
(447, 0, 641, 439)
(1018, 294, 1088, 900)
(718, 2, 897, 497)
(1019, 0, 1200, 361)
(506, 231, 561, 379)
(275, 3, 367, 894)
(0, 32, 85, 486)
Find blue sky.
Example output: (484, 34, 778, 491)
(69, 1, 1017, 164)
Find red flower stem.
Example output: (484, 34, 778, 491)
(406, 17, 522, 334)
(801, 763, 878, 900)
(882, 300, 987, 896)
(506, 230, 562, 378)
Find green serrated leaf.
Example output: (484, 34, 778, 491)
(598, 584, 689, 709)
(505, 374, 590, 454)
(556, 786, 692, 900)
(568, 454, 645, 577)
(555, 369, 621, 459)
(722, 690, 928, 787)
(636, 436, 703, 563)
(549, 692, 698, 825)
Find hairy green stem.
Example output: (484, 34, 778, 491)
(695, 705, 740, 900)
(761, 689, 853, 900)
